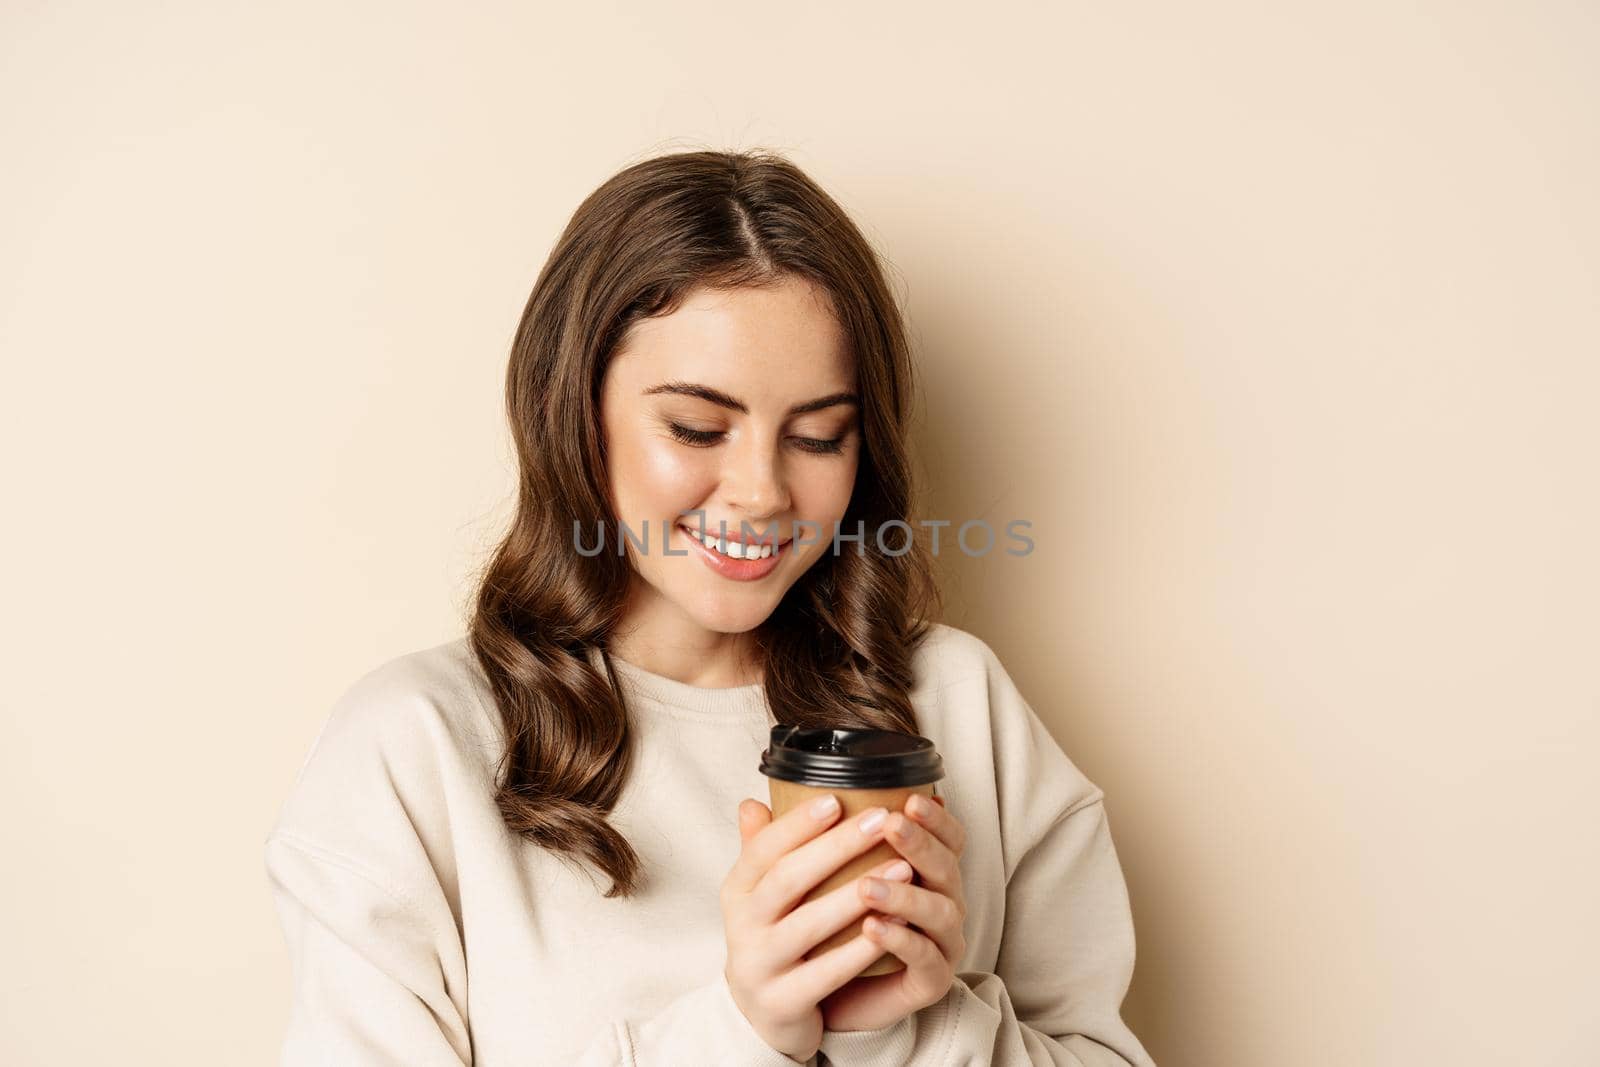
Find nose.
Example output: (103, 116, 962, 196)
(724, 434, 791, 526)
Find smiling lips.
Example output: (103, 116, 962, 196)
(678, 522, 791, 556)
(677, 523, 792, 579)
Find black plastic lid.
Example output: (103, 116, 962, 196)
(759, 725, 945, 789)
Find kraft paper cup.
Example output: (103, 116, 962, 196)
(759, 725, 946, 979)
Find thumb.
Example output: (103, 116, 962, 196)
(737, 798, 772, 843)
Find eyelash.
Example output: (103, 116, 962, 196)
(666, 422, 846, 455)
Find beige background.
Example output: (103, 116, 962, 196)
(3, 2, 1595, 1064)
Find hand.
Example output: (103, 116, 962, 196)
(819, 793, 968, 1034)
(721, 794, 919, 1062)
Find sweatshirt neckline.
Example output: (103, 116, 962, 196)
(587, 645, 770, 717)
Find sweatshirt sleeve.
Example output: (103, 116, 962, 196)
(572, 972, 820, 1066)
(266, 831, 815, 1066)
(264, 830, 474, 1065)
(816, 638, 1155, 1067)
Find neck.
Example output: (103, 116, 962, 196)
(606, 610, 765, 690)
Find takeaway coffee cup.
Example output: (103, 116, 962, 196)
(759, 724, 946, 978)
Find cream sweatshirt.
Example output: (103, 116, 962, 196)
(263, 623, 1155, 1066)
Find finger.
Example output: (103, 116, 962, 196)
(855, 878, 964, 962)
(882, 811, 963, 897)
(903, 793, 965, 857)
(748, 805, 893, 921)
(725, 792, 844, 896)
(771, 856, 915, 961)
(737, 798, 771, 845)
(862, 916, 950, 1002)
(781, 929, 895, 1007)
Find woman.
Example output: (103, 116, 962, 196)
(264, 149, 1155, 1066)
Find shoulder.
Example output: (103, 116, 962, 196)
(915, 617, 998, 668)
(265, 639, 503, 941)
(906, 622, 1104, 832)
(907, 620, 1011, 700)
(336, 635, 489, 714)
(305, 636, 500, 765)
(269, 636, 502, 849)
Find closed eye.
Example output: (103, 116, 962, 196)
(666, 422, 845, 455)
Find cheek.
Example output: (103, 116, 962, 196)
(795, 458, 859, 518)
(612, 436, 715, 514)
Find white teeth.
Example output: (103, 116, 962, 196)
(682, 526, 777, 560)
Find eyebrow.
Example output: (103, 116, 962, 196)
(641, 381, 860, 417)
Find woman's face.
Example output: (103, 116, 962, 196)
(598, 274, 860, 644)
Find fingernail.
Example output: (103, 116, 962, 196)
(907, 794, 928, 817)
(858, 807, 887, 833)
(810, 794, 839, 819)
(884, 860, 912, 881)
(863, 878, 888, 901)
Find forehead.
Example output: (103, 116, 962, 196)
(608, 277, 855, 394)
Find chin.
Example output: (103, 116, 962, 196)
(679, 593, 779, 634)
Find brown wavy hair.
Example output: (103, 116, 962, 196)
(467, 148, 942, 898)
